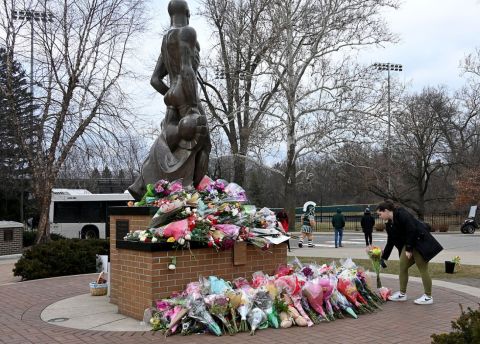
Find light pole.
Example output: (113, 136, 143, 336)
(11, 9, 53, 102)
(11, 9, 52, 223)
(373, 62, 402, 193)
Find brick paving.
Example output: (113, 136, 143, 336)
(0, 273, 478, 344)
(0, 259, 21, 285)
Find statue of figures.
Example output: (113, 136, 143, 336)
(128, 0, 211, 200)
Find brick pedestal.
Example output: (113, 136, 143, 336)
(109, 207, 287, 320)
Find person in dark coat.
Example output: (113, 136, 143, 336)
(360, 208, 375, 246)
(331, 208, 345, 248)
(376, 200, 442, 305)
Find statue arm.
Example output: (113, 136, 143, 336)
(151, 54, 169, 95)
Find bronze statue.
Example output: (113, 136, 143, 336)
(128, 0, 211, 200)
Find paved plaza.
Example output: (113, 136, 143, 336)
(0, 232, 479, 344)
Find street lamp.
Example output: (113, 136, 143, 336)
(11, 9, 53, 100)
(373, 62, 403, 193)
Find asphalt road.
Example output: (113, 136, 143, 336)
(288, 231, 480, 265)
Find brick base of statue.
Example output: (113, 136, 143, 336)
(109, 207, 287, 320)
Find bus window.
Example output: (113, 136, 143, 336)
(54, 202, 80, 223)
(81, 202, 105, 223)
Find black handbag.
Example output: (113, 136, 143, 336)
(414, 224, 443, 262)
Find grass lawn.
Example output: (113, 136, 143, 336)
(296, 256, 480, 283)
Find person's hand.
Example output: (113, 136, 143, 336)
(380, 258, 387, 268)
(406, 251, 413, 259)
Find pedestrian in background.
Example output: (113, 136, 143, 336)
(276, 209, 290, 252)
(299, 201, 316, 248)
(332, 208, 345, 248)
(361, 207, 375, 246)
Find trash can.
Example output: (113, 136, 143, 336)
(445, 261, 455, 274)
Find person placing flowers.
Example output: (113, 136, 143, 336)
(376, 200, 443, 305)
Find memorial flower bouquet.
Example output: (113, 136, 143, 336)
(225, 290, 242, 332)
(205, 294, 236, 335)
(318, 277, 335, 320)
(302, 278, 329, 321)
(236, 290, 252, 332)
(337, 276, 371, 314)
(329, 275, 357, 319)
(187, 297, 222, 336)
(356, 269, 384, 304)
(247, 307, 267, 335)
(253, 288, 279, 328)
(367, 246, 383, 288)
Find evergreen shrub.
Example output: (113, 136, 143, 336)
(13, 238, 109, 280)
(431, 304, 480, 344)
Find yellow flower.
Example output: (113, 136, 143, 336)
(167, 236, 175, 243)
(452, 256, 461, 265)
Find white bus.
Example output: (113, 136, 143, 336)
(49, 189, 134, 239)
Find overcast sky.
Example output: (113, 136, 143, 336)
(131, 0, 480, 127)
(357, 0, 480, 91)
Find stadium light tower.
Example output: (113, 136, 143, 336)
(373, 62, 403, 193)
(11, 9, 53, 99)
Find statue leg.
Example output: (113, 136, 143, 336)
(193, 147, 210, 187)
(165, 106, 180, 152)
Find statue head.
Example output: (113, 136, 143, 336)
(168, 0, 190, 25)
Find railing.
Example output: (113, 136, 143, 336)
(294, 212, 467, 232)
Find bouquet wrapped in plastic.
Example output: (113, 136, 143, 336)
(187, 297, 222, 336)
(225, 289, 242, 332)
(236, 290, 253, 332)
(247, 307, 267, 335)
(302, 278, 329, 321)
(205, 294, 236, 335)
(224, 182, 247, 202)
(162, 219, 189, 240)
(337, 277, 371, 313)
(318, 276, 335, 320)
(329, 275, 356, 319)
(253, 288, 279, 328)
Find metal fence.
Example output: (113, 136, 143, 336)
(293, 211, 466, 232)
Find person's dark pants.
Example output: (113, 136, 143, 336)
(334, 228, 343, 247)
(364, 230, 372, 246)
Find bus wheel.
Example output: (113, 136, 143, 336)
(82, 226, 99, 239)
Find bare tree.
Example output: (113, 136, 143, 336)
(198, 0, 284, 186)
(1, 0, 146, 242)
(264, 0, 397, 228)
(370, 88, 452, 218)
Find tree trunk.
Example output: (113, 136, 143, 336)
(233, 155, 246, 186)
(35, 180, 54, 244)
(284, 121, 297, 232)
